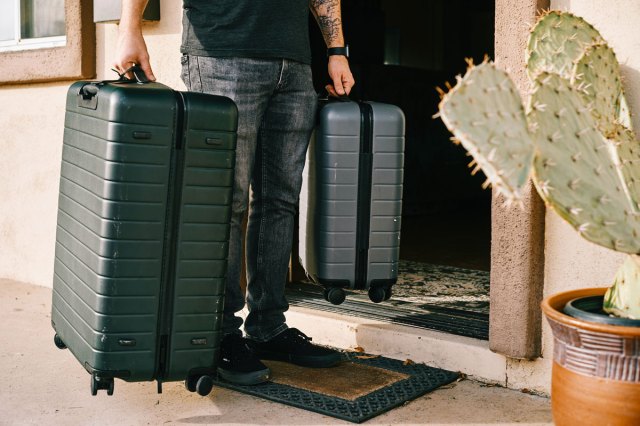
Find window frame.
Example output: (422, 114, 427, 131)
(0, 0, 95, 85)
(0, 0, 67, 53)
(0, 36, 67, 53)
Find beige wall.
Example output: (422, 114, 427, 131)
(0, 0, 184, 287)
(0, 83, 67, 286)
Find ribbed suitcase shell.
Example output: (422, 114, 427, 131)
(51, 79, 237, 392)
(299, 101, 405, 302)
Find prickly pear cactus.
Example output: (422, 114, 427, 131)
(609, 124, 640, 214)
(604, 255, 640, 319)
(572, 43, 632, 133)
(438, 10, 640, 319)
(528, 72, 640, 253)
(438, 62, 534, 205)
(526, 10, 603, 80)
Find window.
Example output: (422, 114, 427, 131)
(0, 0, 94, 85)
(0, 0, 66, 52)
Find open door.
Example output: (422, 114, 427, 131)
(290, 0, 495, 340)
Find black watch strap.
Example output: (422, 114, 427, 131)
(327, 45, 349, 58)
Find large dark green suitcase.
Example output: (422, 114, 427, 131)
(51, 71, 237, 396)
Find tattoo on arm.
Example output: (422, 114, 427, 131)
(310, 0, 344, 47)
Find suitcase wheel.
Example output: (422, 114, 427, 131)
(384, 287, 392, 301)
(368, 287, 387, 303)
(186, 374, 214, 396)
(53, 334, 67, 350)
(323, 287, 346, 305)
(196, 375, 214, 396)
(185, 375, 198, 393)
(91, 375, 114, 396)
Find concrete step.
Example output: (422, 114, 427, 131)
(287, 306, 507, 385)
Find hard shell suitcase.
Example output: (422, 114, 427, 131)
(51, 71, 238, 396)
(299, 100, 405, 305)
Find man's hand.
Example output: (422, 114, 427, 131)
(326, 55, 354, 97)
(325, 55, 355, 97)
(113, 30, 155, 81)
(113, 0, 155, 81)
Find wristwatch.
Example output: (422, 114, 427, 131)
(327, 45, 349, 58)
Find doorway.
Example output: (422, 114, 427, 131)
(289, 0, 495, 339)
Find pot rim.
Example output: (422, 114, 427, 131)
(541, 287, 640, 336)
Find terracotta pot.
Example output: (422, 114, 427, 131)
(542, 288, 640, 426)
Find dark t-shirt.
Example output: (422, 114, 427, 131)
(181, 0, 312, 64)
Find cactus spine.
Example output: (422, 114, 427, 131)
(438, 11, 640, 319)
(526, 10, 603, 80)
(438, 62, 534, 205)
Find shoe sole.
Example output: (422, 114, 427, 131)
(257, 350, 344, 368)
(217, 366, 271, 386)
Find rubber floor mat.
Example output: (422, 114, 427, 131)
(213, 353, 460, 423)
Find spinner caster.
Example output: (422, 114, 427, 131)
(186, 374, 214, 396)
(196, 375, 214, 396)
(384, 287, 393, 301)
(53, 334, 67, 350)
(323, 287, 346, 305)
(368, 286, 386, 303)
(185, 375, 198, 393)
(90, 375, 114, 396)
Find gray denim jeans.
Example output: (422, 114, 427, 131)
(181, 55, 317, 341)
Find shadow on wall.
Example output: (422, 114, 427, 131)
(620, 64, 640, 130)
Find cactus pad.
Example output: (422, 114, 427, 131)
(608, 123, 640, 215)
(604, 255, 640, 319)
(572, 43, 631, 134)
(527, 10, 603, 80)
(529, 73, 640, 253)
(438, 62, 534, 204)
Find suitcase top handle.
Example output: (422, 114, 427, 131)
(112, 64, 151, 84)
(77, 65, 152, 109)
(318, 88, 351, 103)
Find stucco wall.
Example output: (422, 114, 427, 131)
(491, 0, 548, 361)
(0, 0, 184, 287)
(0, 83, 67, 286)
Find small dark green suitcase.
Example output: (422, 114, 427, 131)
(51, 70, 237, 396)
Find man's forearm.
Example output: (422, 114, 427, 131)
(115, 0, 155, 80)
(309, 0, 344, 48)
(120, 0, 149, 33)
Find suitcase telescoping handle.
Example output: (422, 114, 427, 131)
(78, 64, 151, 109)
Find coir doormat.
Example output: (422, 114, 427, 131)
(213, 353, 460, 423)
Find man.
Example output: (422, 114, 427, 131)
(114, 0, 355, 385)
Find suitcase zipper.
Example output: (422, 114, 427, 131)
(154, 92, 188, 391)
(355, 102, 374, 289)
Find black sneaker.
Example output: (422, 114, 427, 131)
(251, 328, 343, 368)
(217, 334, 271, 385)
